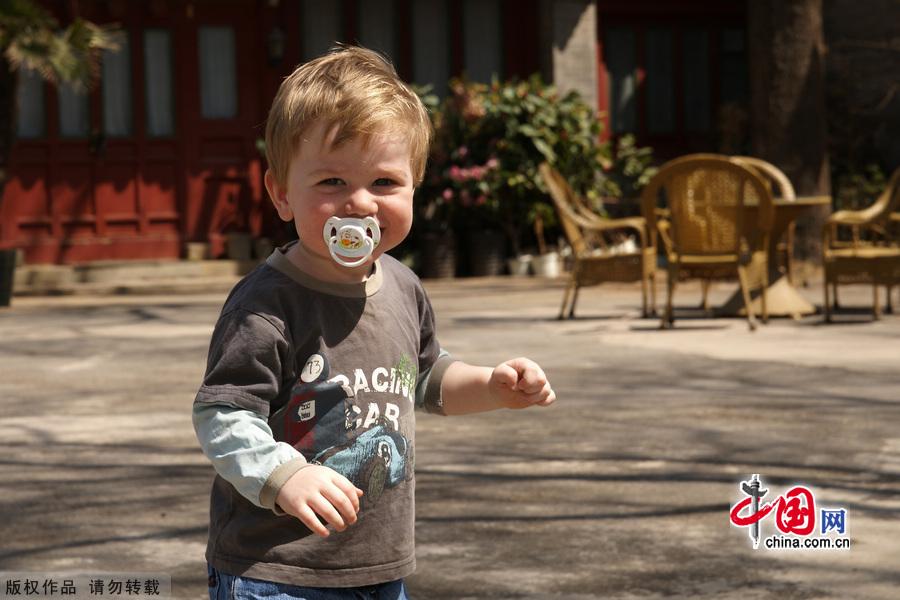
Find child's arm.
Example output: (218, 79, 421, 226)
(195, 308, 363, 537)
(193, 403, 363, 537)
(439, 357, 556, 415)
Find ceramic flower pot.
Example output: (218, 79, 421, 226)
(421, 231, 457, 279)
(466, 229, 506, 277)
(0, 248, 18, 307)
(254, 237, 274, 260)
(507, 254, 532, 276)
(531, 251, 561, 278)
(225, 233, 253, 261)
(186, 242, 209, 261)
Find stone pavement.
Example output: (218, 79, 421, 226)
(1, 276, 899, 599)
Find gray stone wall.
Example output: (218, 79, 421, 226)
(541, 0, 598, 108)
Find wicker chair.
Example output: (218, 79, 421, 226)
(539, 163, 656, 318)
(734, 156, 797, 280)
(641, 154, 774, 330)
(823, 166, 900, 321)
(692, 156, 797, 313)
(890, 210, 900, 311)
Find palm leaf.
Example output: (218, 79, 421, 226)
(2, 0, 119, 90)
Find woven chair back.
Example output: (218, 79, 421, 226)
(539, 163, 590, 255)
(643, 155, 773, 256)
(734, 156, 796, 202)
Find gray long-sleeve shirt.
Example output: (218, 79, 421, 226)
(193, 245, 454, 587)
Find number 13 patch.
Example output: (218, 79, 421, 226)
(300, 353, 328, 384)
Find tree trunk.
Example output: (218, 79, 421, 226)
(748, 0, 830, 264)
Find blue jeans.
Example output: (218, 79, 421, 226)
(208, 565, 410, 600)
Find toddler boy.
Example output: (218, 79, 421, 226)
(193, 45, 555, 599)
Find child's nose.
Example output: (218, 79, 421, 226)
(344, 189, 378, 216)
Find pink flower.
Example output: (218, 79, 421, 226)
(486, 157, 499, 170)
(442, 188, 453, 200)
(457, 146, 469, 158)
(448, 165, 463, 182)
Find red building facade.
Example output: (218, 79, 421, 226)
(4, 0, 753, 264)
(2, 0, 541, 264)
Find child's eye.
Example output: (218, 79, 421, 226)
(318, 178, 345, 186)
(374, 178, 397, 186)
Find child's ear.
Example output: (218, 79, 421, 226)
(264, 169, 293, 222)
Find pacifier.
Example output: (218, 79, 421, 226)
(323, 216, 381, 268)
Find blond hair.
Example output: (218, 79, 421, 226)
(265, 45, 432, 187)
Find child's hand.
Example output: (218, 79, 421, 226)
(489, 357, 556, 410)
(276, 465, 364, 537)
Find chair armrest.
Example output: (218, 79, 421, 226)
(822, 219, 888, 249)
(595, 217, 649, 246)
(828, 209, 873, 226)
(599, 216, 647, 231)
(574, 216, 648, 247)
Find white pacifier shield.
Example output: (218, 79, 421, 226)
(323, 216, 381, 268)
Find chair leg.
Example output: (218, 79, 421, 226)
(737, 265, 758, 331)
(873, 283, 881, 320)
(886, 285, 894, 314)
(824, 276, 832, 323)
(558, 278, 575, 320)
(700, 280, 711, 314)
(649, 270, 658, 317)
(640, 271, 649, 317)
(760, 262, 769, 325)
(785, 223, 795, 285)
(569, 286, 581, 319)
(833, 282, 841, 309)
(662, 266, 676, 328)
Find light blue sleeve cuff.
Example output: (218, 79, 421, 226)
(192, 403, 304, 509)
(415, 349, 456, 415)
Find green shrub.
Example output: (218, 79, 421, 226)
(417, 75, 656, 254)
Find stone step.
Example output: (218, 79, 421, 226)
(12, 259, 258, 296)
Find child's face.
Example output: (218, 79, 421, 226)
(266, 120, 415, 278)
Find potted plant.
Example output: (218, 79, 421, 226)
(419, 80, 507, 277)
(413, 181, 458, 278)
(481, 79, 658, 277)
(479, 76, 608, 275)
(421, 75, 657, 279)
(596, 134, 658, 217)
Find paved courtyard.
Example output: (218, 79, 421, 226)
(1, 277, 899, 599)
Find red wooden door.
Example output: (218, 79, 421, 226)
(2, 1, 186, 263)
(182, 2, 265, 258)
(92, 12, 183, 262)
(2, 0, 267, 264)
(0, 68, 176, 264)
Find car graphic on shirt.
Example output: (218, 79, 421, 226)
(311, 423, 410, 505)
